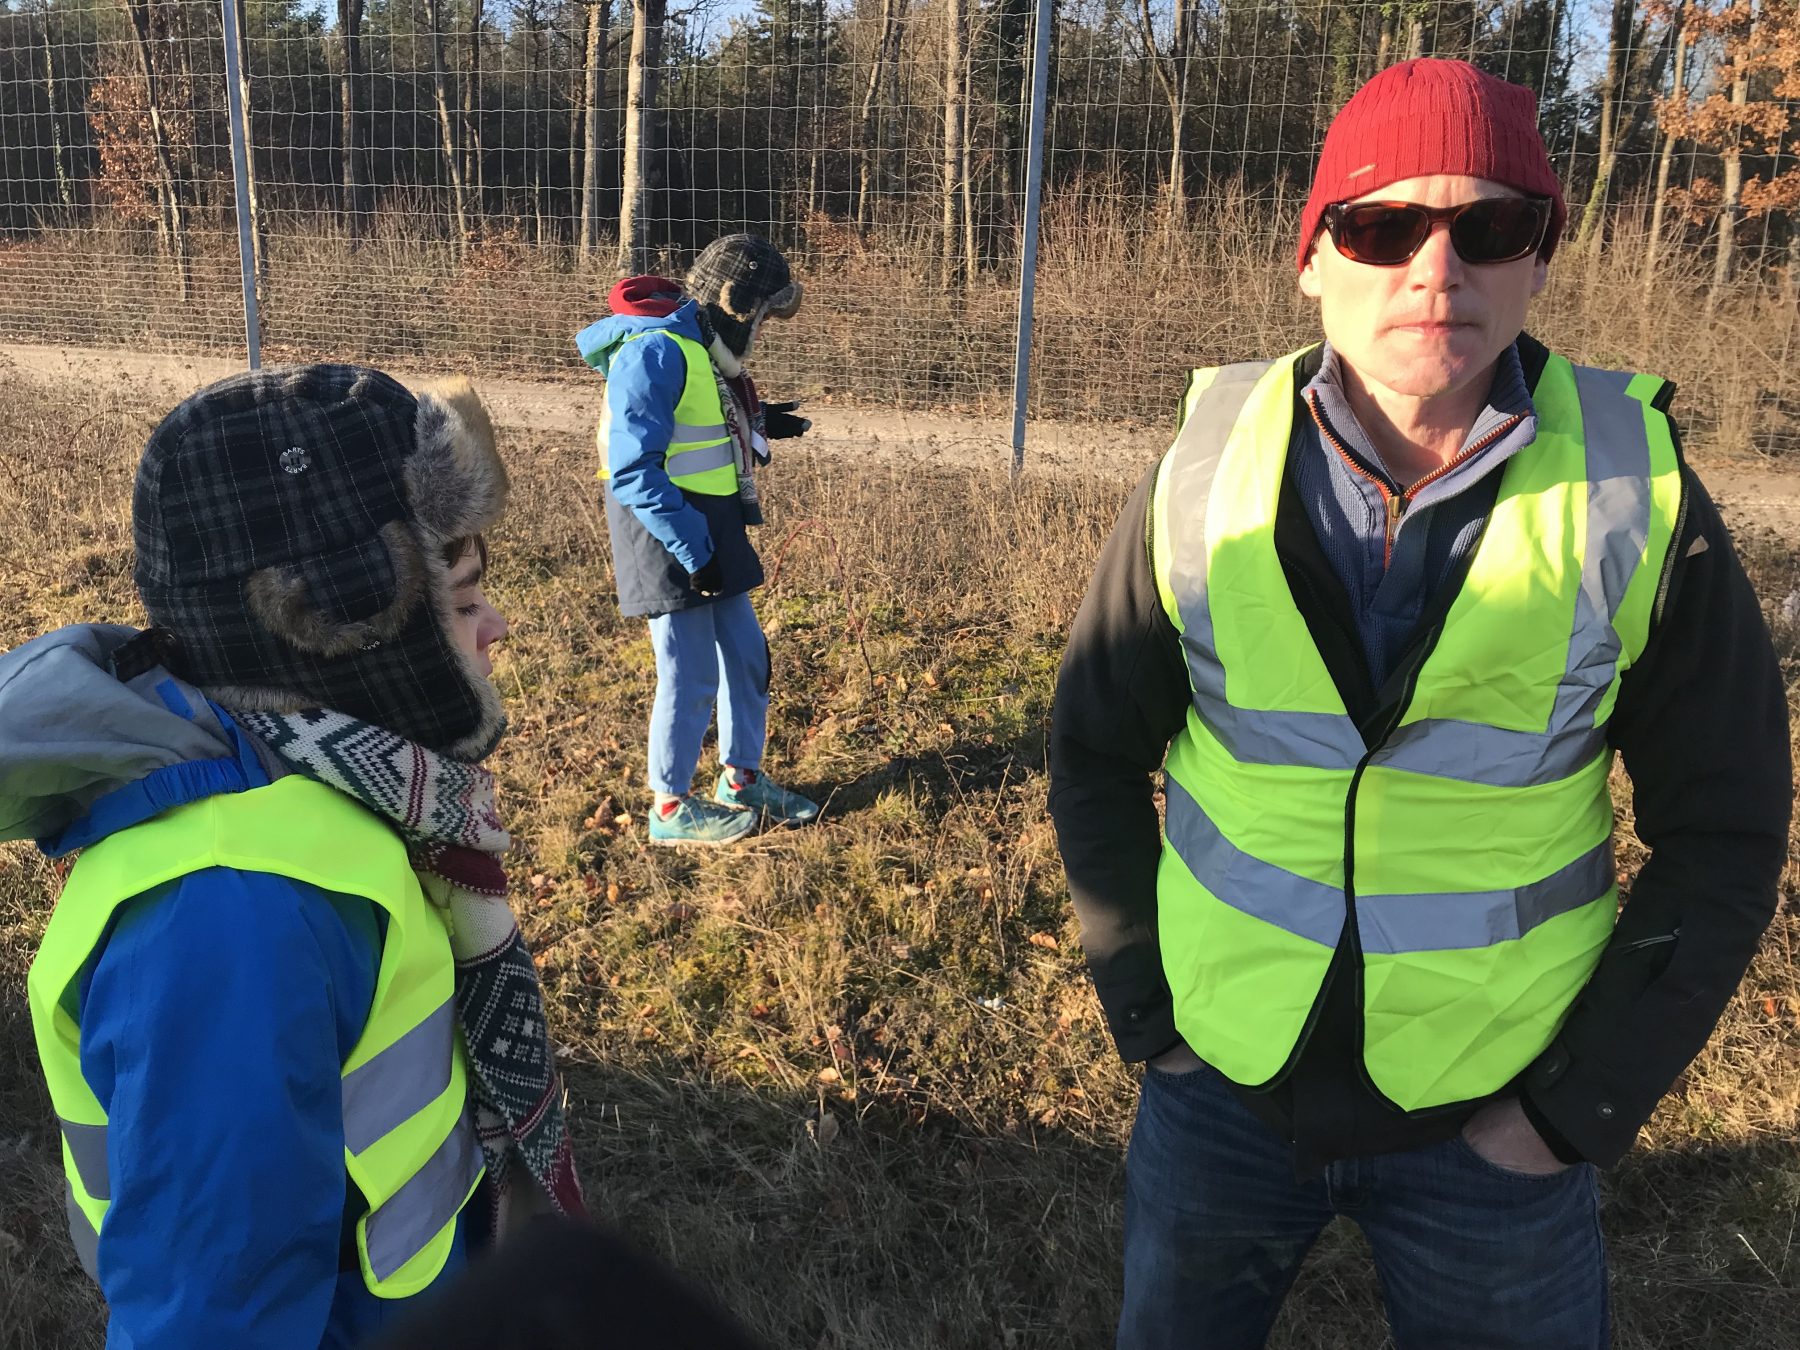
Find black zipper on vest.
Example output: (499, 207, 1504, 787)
(1250, 618, 1440, 1098)
(1335, 631, 1437, 1108)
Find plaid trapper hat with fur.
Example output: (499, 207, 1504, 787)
(683, 234, 802, 358)
(133, 364, 510, 760)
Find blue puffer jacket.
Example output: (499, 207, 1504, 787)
(0, 626, 469, 1350)
(575, 302, 764, 619)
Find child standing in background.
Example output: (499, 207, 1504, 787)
(577, 235, 820, 846)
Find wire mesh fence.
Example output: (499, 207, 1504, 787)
(0, 0, 1796, 450)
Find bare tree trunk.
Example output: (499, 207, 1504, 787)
(1576, 0, 1634, 257)
(580, 0, 609, 262)
(1137, 0, 1196, 214)
(541, 25, 556, 244)
(1712, 63, 1750, 298)
(616, 0, 668, 275)
(1713, 138, 1744, 293)
(961, 18, 979, 270)
(1646, 5, 1687, 282)
(781, 0, 800, 233)
(1406, 15, 1425, 60)
(426, 0, 470, 248)
(995, 0, 1028, 212)
(122, 0, 192, 299)
(1375, 7, 1394, 69)
(1171, 0, 1194, 211)
(855, 0, 900, 229)
(463, 0, 485, 219)
(337, 0, 368, 246)
(567, 25, 581, 237)
(942, 0, 968, 285)
(38, 3, 74, 208)
(522, 12, 542, 245)
(808, 0, 825, 216)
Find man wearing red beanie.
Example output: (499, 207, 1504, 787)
(1050, 59, 1789, 1348)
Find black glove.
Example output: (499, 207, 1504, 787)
(763, 400, 812, 440)
(688, 557, 725, 596)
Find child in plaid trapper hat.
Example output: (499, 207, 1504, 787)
(576, 234, 821, 845)
(682, 232, 804, 367)
(1, 365, 587, 1348)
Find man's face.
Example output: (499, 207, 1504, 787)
(1298, 174, 1548, 402)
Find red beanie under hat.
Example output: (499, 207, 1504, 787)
(1297, 59, 1566, 272)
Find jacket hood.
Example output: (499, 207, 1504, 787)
(609, 274, 685, 317)
(0, 625, 277, 855)
(575, 301, 705, 377)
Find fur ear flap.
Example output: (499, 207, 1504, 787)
(717, 277, 759, 323)
(408, 379, 509, 544)
(764, 280, 803, 320)
(244, 521, 426, 658)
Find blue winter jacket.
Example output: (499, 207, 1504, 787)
(0, 626, 468, 1350)
(575, 302, 764, 618)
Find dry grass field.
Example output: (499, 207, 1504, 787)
(2, 189, 1797, 458)
(0, 350, 1796, 1348)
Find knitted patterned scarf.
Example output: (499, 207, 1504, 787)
(236, 708, 586, 1230)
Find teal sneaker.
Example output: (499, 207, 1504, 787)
(714, 769, 821, 825)
(648, 795, 756, 847)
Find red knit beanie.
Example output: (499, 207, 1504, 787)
(1297, 59, 1566, 272)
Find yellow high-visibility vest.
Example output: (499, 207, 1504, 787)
(596, 331, 739, 496)
(1151, 348, 1683, 1110)
(28, 774, 482, 1298)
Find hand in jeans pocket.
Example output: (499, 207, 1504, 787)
(1148, 1040, 1206, 1075)
(1460, 1097, 1572, 1176)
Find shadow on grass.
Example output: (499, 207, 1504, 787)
(0, 999, 1794, 1350)
(556, 1057, 1799, 1350)
(0, 978, 106, 1350)
(812, 733, 1050, 821)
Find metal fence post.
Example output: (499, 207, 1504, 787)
(1009, 0, 1053, 477)
(219, 0, 262, 368)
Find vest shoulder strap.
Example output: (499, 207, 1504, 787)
(1154, 355, 1286, 559)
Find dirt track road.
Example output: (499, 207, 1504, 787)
(0, 341, 1170, 477)
(4, 340, 1796, 537)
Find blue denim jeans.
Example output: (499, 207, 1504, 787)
(1120, 1063, 1608, 1350)
(646, 593, 770, 796)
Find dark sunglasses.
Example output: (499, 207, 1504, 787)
(1320, 196, 1553, 267)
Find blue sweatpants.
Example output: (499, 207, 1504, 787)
(646, 592, 770, 797)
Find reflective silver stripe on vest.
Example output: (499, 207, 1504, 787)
(665, 440, 736, 476)
(1356, 838, 1615, 954)
(364, 1114, 483, 1282)
(66, 1179, 99, 1280)
(1163, 777, 1346, 948)
(671, 421, 729, 445)
(1165, 361, 1369, 773)
(1376, 365, 1653, 786)
(341, 996, 457, 1155)
(1170, 360, 1659, 786)
(1169, 770, 1614, 954)
(59, 1118, 109, 1201)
